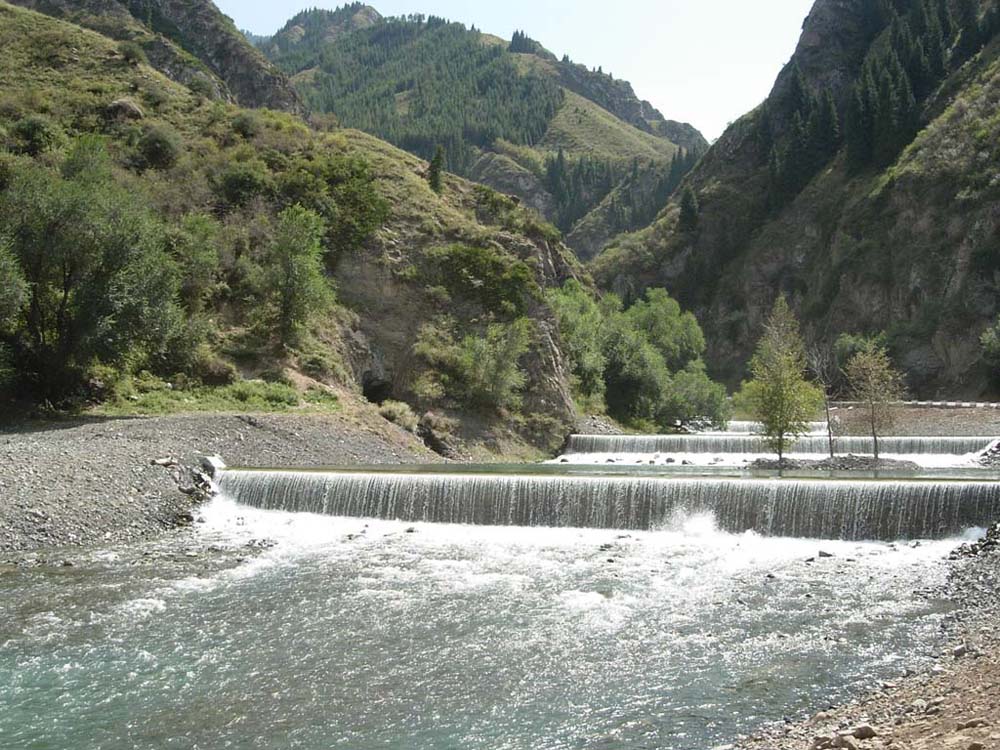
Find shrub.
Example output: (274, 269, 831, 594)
(11, 115, 63, 156)
(455, 319, 533, 411)
(138, 124, 182, 170)
(426, 243, 539, 317)
(216, 159, 272, 206)
(119, 40, 148, 66)
(379, 400, 420, 432)
(187, 76, 215, 99)
(982, 317, 1000, 368)
(232, 112, 261, 140)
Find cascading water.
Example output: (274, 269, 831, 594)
(563, 434, 996, 456)
(218, 469, 1000, 541)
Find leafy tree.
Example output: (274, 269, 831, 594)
(736, 296, 824, 462)
(0, 141, 182, 398)
(166, 213, 221, 316)
(980, 316, 1000, 382)
(456, 318, 533, 410)
(0, 239, 27, 333)
(678, 187, 699, 231)
(546, 279, 606, 399)
(261, 205, 333, 347)
(429, 144, 444, 194)
(845, 342, 906, 461)
(807, 343, 840, 458)
(624, 287, 704, 372)
(548, 281, 727, 428)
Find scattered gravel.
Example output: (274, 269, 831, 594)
(737, 524, 1000, 750)
(0, 412, 435, 559)
(750, 456, 923, 471)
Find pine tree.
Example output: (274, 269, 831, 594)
(954, 0, 984, 61)
(429, 145, 445, 193)
(678, 187, 699, 231)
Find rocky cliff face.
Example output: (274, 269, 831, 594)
(594, 0, 1000, 397)
(8, 0, 301, 112)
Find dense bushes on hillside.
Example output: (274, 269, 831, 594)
(548, 281, 728, 428)
(0, 98, 387, 406)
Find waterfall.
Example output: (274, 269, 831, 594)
(218, 469, 1000, 541)
(564, 434, 996, 456)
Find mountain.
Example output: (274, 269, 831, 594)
(593, 0, 1000, 397)
(0, 0, 592, 451)
(6, 0, 302, 111)
(254, 5, 708, 259)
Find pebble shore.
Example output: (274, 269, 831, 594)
(0, 412, 434, 559)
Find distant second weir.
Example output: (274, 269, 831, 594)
(564, 434, 998, 456)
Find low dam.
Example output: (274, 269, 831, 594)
(563, 434, 997, 456)
(217, 468, 1000, 541)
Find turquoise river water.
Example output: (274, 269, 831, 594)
(0, 494, 979, 750)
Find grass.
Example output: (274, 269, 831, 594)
(92, 381, 340, 416)
(540, 90, 678, 163)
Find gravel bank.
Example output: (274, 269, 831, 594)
(737, 525, 1000, 750)
(0, 411, 435, 558)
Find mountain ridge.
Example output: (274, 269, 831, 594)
(594, 0, 1000, 397)
(253, 5, 708, 259)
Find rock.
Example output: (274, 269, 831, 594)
(819, 550, 835, 558)
(958, 719, 989, 730)
(832, 734, 858, 750)
(910, 699, 928, 713)
(851, 725, 877, 740)
(967, 743, 985, 750)
(811, 735, 835, 750)
(953, 644, 969, 658)
(107, 98, 144, 120)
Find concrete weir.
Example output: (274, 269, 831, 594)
(217, 468, 1000, 541)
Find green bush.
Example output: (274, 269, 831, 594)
(379, 400, 420, 432)
(216, 159, 272, 206)
(138, 124, 182, 170)
(548, 280, 728, 429)
(232, 112, 261, 139)
(119, 40, 148, 66)
(426, 243, 539, 317)
(455, 319, 533, 411)
(982, 317, 1000, 370)
(11, 115, 63, 156)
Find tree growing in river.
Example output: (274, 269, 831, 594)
(736, 296, 824, 463)
(845, 342, 906, 461)
(807, 343, 840, 459)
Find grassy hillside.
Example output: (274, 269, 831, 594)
(594, 0, 1000, 398)
(256, 7, 707, 257)
(0, 0, 591, 453)
(6, 0, 302, 112)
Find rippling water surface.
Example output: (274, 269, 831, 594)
(0, 500, 967, 749)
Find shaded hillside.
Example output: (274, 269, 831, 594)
(594, 0, 1000, 397)
(0, 0, 591, 451)
(256, 6, 708, 257)
(6, 0, 301, 111)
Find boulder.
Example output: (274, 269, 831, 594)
(107, 98, 144, 120)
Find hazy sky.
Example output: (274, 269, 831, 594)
(217, 0, 816, 141)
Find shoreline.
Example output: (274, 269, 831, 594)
(736, 527, 1000, 750)
(0, 411, 435, 562)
